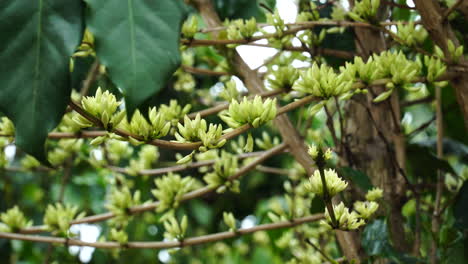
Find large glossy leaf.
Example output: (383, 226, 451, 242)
(0, 0, 84, 162)
(84, 0, 188, 114)
(454, 182, 468, 230)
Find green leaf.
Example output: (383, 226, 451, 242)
(362, 218, 390, 256)
(338, 167, 373, 192)
(407, 142, 457, 182)
(215, 0, 274, 22)
(0, 0, 84, 162)
(454, 182, 468, 230)
(84, 0, 188, 114)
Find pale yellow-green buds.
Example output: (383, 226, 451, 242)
(105, 187, 141, 228)
(204, 151, 240, 193)
(109, 228, 128, 244)
(305, 169, 348, 197)
(395, 22, 427, 47)
(223, 212, 237, 232)
(422, 55, 447, 83)
(376, 51, 421, 85)
(255, 131, 280, 150)
(151, 173, 196, 214)
(348, 0, 380, 22)
(43, 203, 85, 236)
(227, 18, 257, 42)
(219, 79, 240, 101)
(0, 117, 14, 136)
(74, 88, 125, 130)
(354, 201, 379, 219)
(267, 66, 299, 90)
(365, 187, 383, 201)
(159, 100, 192, 127)
(220, 96, 277, 129)
(293, 63, 353, 98)
(163, 215, 188, 241)
(181, 15, 198, 39)
(447, 40, 464, 63)
(174, 114, 225, 152)
(0, 206, 33, 232)
(119, 108, 170, 142)
(322, 202, 365, 230)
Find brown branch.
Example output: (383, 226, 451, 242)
(182, 65, 230, 76)
(109, 150, 277, 176)
(3, 213, 323, 249)
(20, 143, 287, 234)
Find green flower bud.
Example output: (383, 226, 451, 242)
(204, 151, 240, 193)
(348, 0, 380, 22)
(305, 169, 348, 197)
(365, 187, 383, 201)
(181, 15, 198, 39)
(293, 63, 353, 98)
(79, 88, 123, 130)
(267, 66, 299, 90)
(106, 186, 141, 228)
(0, 206, 33, 232)
(0, 117, 15, 136)
(373, 88, 394, 103)
(44, 203, 85, 236)
(127, 145, 159, 175)
(255, 131, 280, 150)
(354, 200, 379, 219)
(219, 79, 240, 101)
(395, 21, 427, 46)
(109, 228, 128, 244)
(321, 202, 365, 230)
(151, 173, 196, 214)
(220, 96, 277, 128)
(223, 212, 237, 232)
(163, 215, 188, 241)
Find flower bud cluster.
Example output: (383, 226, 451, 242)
(220, 96, 277, 128)
(219, 79, 240, 101)
(175, 114, 226, 152)
(181, 16, 198, 39)
(293, 63, 353, 99)
(267, 66, 299, 90)
(396, 22, 427, 47)
(447, 40, 464, 63)
(223, 212, 237, 232)
(127, 145, 159, 175)
(109, 228, 128, 245)
(105, 186, 141, 228)
(0, 206, 32, 232)
(365, 187, 383, 201)
(322, 202, 365, 230)
(255, 131, 280, 150)
(348, 0, 380, 22)
(74, 88, 125, 130)
(305, 169, 348, 197)
(48, 139, 83, 166)
(43, 203, 85, 236)
(163, 215, 188, 241)
(0, 117, 15, 136)
(151, 173, 196, 217)
(421, 55, 447, 83)
(227, 18, 257, 42)
(204, 151, 240, 193)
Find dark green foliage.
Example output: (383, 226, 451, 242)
(0, 0, 84, 162)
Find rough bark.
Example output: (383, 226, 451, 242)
(192, 0, 364, 262)
(347, 7, 409, 252)
(414, 0, 468, 128)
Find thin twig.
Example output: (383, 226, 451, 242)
(3, 213, 323, 249)
(20, 144, 288, 234)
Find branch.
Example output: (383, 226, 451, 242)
(182, 65, 230, 76)
(3, 213, 323, 249)
(20, 143, 288, 234)
(108, 150, 278, 176)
